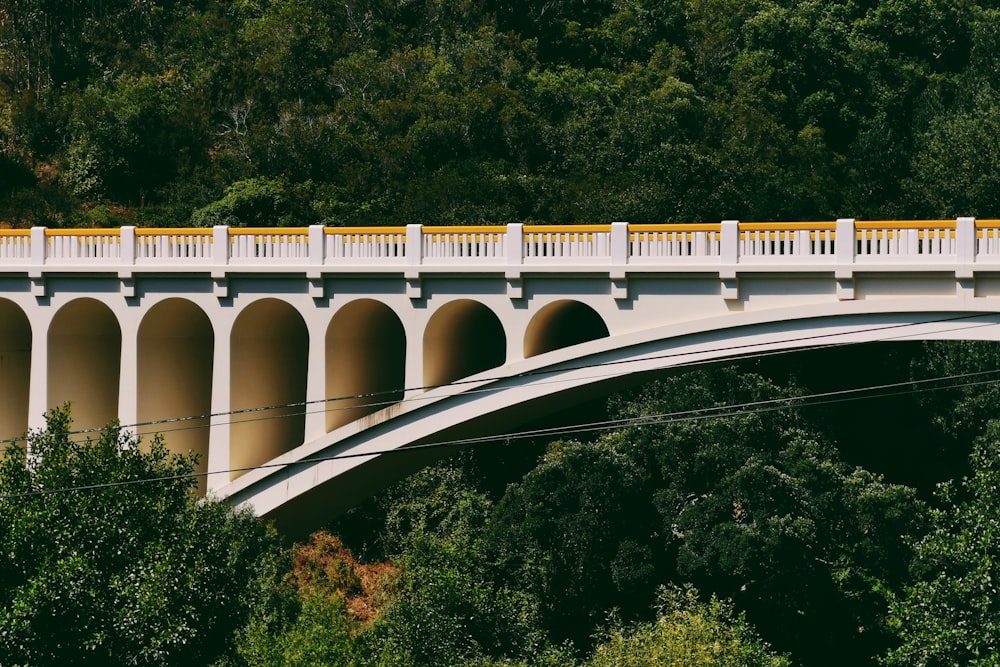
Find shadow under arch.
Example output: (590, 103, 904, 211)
(424, 299, 505, 388)
(0, 299, 31, 441)
(230, 298, 308, 480)
(137, 298, 214, 496)
(524, 299, 609, 358)
(48, 298, 122, 433)
(326, 299, 405, 432)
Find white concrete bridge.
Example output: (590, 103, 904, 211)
(3, 218, 1000, 533)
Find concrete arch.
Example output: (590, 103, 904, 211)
(524, 299, 610, 358)
(48, 298, 121, 433)
(137, 299, 213, 495)
(0, 299, 31, 441)
(424, 299, 506, 388)
(225, 303, 1000, 535)
(326, 299, 405, 432)
(230, 298, 308, 479)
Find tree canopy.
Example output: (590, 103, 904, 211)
(4, 0, 1000, 227)
(0, 406, 282, 666)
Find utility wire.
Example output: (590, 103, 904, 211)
(3, 311, 996, 448)
(3, 360, 1000, 501)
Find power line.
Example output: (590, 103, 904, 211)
(3, 360, 1000, 501)
(3, 311, 995, 449)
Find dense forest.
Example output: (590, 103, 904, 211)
(5, 0, 1000, 666)
(3, 0, 1000, 228)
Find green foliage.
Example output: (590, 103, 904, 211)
(910, 340, 1000, 448)
(237, 591, 359, 667)
(5, 0, 1000, 225)
(191, 177, 299, 227)
(885, 420, 1000, 666)
(366, 532, 548, 667)
(486, 367, 925, 664)
(586, 585, 790, 667)
(0, 406, 281, 666)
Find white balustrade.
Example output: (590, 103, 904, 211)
(135, 231, 213, 262)
(628, 226, 721, 259)
(523, 227, 611, 260)
(0, 231, 32, 263)
(422, 228, 505, 260)
(324, 228, 406, 261)
(1, 220, 998, 272)
(738, 225, 836, 259)
(228, 229, 310, 262)
(46, 231, 121, 262)
(977, 224, 1000, 258)
(855, 223, 955, 260)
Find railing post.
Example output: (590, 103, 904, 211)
(836, 218, 855, 266)
(30, 226, 46, 266)
(957, 217, 975, 280)
(611, 221, 629, 265)
(120, 226, 136, 265)
(30, 227, 47, 296)
(836, 218, 855, 300)
(610, 222, 629, 300)
(308, 224, 325, 266)
(405, 224, 422, 298)
(506, 223, 524, 265)
(405, 224, 423, 266)
(720, 220, 738, 275)
(719, 220, 739, 299)
(506, 223, 524, 299)
(212, 225, 229, 297)
(212, 226, 229, 266)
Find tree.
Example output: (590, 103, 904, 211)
(885, 420, 1000, 666)
(0, 406, 281, 666)
(586, 585, 790, 667)
(488, 367, 926, 665)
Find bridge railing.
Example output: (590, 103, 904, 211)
(4, 218, 1000, 271)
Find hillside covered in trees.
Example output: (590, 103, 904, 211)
(6, 1, 1000, 666)
(3, 0, 1000, 228)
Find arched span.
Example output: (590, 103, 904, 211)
(424, 299, 505, 388)
(525, 299, 609, 358)
(223, 301, 1000, 537)
(230, 298, 308, 480)
(0, 299, 30, 441)
(326, 299, 405, 431)
(138, 299, 213, 496)
(48, 298, 121, 433)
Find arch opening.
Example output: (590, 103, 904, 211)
(524, 300, 609, 358)
(0, 300, 31, 441)
(138, 299, 214, 495)
(424, 300, 505, 388)
(230, 299, 308, 480)
(327, 299, 405, 432)
(48, 298, 122, 433)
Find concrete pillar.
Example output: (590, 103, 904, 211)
(206, 317, 232, 494)
(26, 312, 49, 432)
(117, 319, 139, 436)
(304, 317, 327, 443)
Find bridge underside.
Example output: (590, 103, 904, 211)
(223, 299, 1000, 537)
